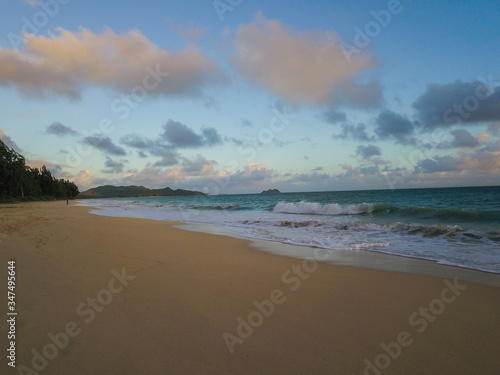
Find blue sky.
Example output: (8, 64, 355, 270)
(1, 0, 499, 193)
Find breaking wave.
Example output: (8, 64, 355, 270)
(273, 201, 375, 215)
(273, 201, 500, 223)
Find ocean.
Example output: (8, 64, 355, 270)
(79, 186, 500, 274)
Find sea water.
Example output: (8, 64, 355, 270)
(79, 186, 500, 273)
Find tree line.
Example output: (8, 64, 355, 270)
(0, 139, 79, 202)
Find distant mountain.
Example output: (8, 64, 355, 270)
(77, 185, 205, 199)
(261, 188, 281, 194)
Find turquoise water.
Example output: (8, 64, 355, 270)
(81, 186, 500, 273)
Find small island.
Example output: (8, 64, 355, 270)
(261, 188, 281, 194)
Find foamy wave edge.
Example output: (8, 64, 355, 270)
(273, 201, 374, 215)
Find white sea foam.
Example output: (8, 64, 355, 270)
(273, 201, 374, 215)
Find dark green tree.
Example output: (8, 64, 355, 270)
(0, 140, 79, 201)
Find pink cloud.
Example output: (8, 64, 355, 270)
(232, 14, 380, 106)
(0, 27, 225, 98)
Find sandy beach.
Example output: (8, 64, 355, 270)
(1, 201, 500, 375)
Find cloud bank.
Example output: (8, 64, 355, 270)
(232, 14, 380, 107)
(356, 144, 381, 159)
(161, 120, 222, 148)
(375, 110, 415, 145)
(0, 27, 225, 98)
(413, 80, 500, 128)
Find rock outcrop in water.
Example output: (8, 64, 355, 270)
(261, 189, 281, 194)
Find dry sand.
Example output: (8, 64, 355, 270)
(1, 201, 499, 374)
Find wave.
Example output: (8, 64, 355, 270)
(191, 204, 243, 210)
(273, 201, 375, 215)
(272, 201, 500, 223)
(272, 219, 500, 245)
(275, 219, 464, 235)
(379, 205, 500, 223)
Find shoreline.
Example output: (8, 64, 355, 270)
(175, 223, 500, 288)
(1, 201, 500, 374)
(81, 201, 500, 288)
(79, 194, 500, 276)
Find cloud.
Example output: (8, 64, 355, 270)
(71, 169, 111, 191)
(333, 122, 373, 141)
(120, 155, 219, 189)
(232, 14, 379, 106)
(46, 122, 79, 136)
(102, 157, 125, 174)
(375, 110, 416, 144)
(437, 129, 480, 149)
(161, 120, 202, 147)
(322, 110, 347, 124)
(201, 127, 223, 146)
(0, 27, 224, 98)
(356, 144, 381, 159)
(240, 118, 253, 127)
(415, 156, 462, 173)
(120, 133, 180, 166)
(82, 135, 126, 156)
(413, 80, 500, 128)
(121, 126, 221, 166)
(369, 157, 391, 166)
(121, 166, 176, 187)
(416, 141, 500, 173)
(359, 165, 380, 175)
(161, 120, 222, 148)
(281, 168, 392, 192)
(152, 150, 180, 167)
(26, 159, 63, 176)
(229, 162, 277, 187)
(340, 163, 380, 178)
(457, 140, 500, 171)
(177, 155, 217, 175)
(124, 161, 277, 193)
(283, 171, 332, 185)
(224, 136, 244, 146)
(0, 130, 21, 151)
(488, 122, 500, 136)
(120, 134, 156, 150)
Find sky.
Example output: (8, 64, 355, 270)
(1, 0, 499, 194)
